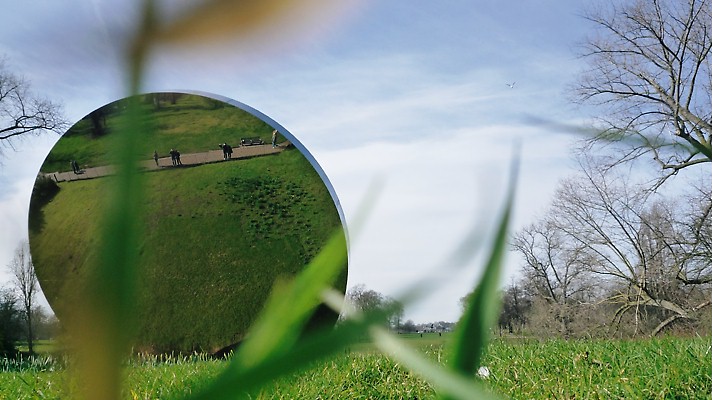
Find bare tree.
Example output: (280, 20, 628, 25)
(382, 297, 404, 332)
(344, 284, 404, 328)
(8, 241, 38, 354)
(550, 164, 711, 336)
(345, 284, 384, 315)
(512, 217, 599, 337)
(0, 57, 67, 153)
(513, 220, 597, 305)
(497, 283, 532, 335)
(677, 183, 712, 285)
(577, 0, 712, 185)
(88, 106, 109, 138)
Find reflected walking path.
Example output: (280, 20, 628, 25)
(48, 142, 289, 183)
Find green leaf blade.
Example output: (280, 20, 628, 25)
(448, 155, 519, 377)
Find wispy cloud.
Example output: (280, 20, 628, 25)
(139, 51, 573, 151)
(317, 123, 576, 322)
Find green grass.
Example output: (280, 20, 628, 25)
(2, 336, 709, 399)
(258, 349, 436, 399)
(30, 147, 345, 353)
(40, 94, 275, 173)
(485, 336, 712, 399)
(14, 341, 59, 354)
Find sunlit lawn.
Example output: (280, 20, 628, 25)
(2, 335, 710, 399)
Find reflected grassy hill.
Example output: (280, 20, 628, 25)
(30, 146, 346, 353)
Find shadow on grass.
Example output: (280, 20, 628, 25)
(29, 175, 61, 234)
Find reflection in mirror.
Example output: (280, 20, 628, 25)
(29, 92, 347, 354)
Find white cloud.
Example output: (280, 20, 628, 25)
(0, 134, 58, 286)
(315, 123, 576, 322)
(0, 178, 32, 285)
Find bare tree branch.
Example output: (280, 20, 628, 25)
(577, 0, 712, 184)
(0, 58, 68, 156)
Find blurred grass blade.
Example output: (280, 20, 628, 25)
(188, 230, 349, 399)
(233, 228, 347, 369)
(448, 153, 519, 377)
(73, 97, 146, 400)
(188, 315, 376, 400)
(346, 177, 384, 244)
(151, 0, 356, 47)
(688, 138, 712, 161)
(71, 5, 153, 394)
(371, 328, 497, 400)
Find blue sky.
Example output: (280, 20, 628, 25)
(0, 1, 594, 322)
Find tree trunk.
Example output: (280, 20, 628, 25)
(27, 312, 33, 354)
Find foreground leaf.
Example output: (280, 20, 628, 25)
(371, 328, 496, 400)
(71, 98, 146, 400)
(448, 154, 519, 378)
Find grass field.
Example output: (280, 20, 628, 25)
(1, 335, 709, 399)
(30, 147, 345, 353)
(13, 341, 58, 355)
